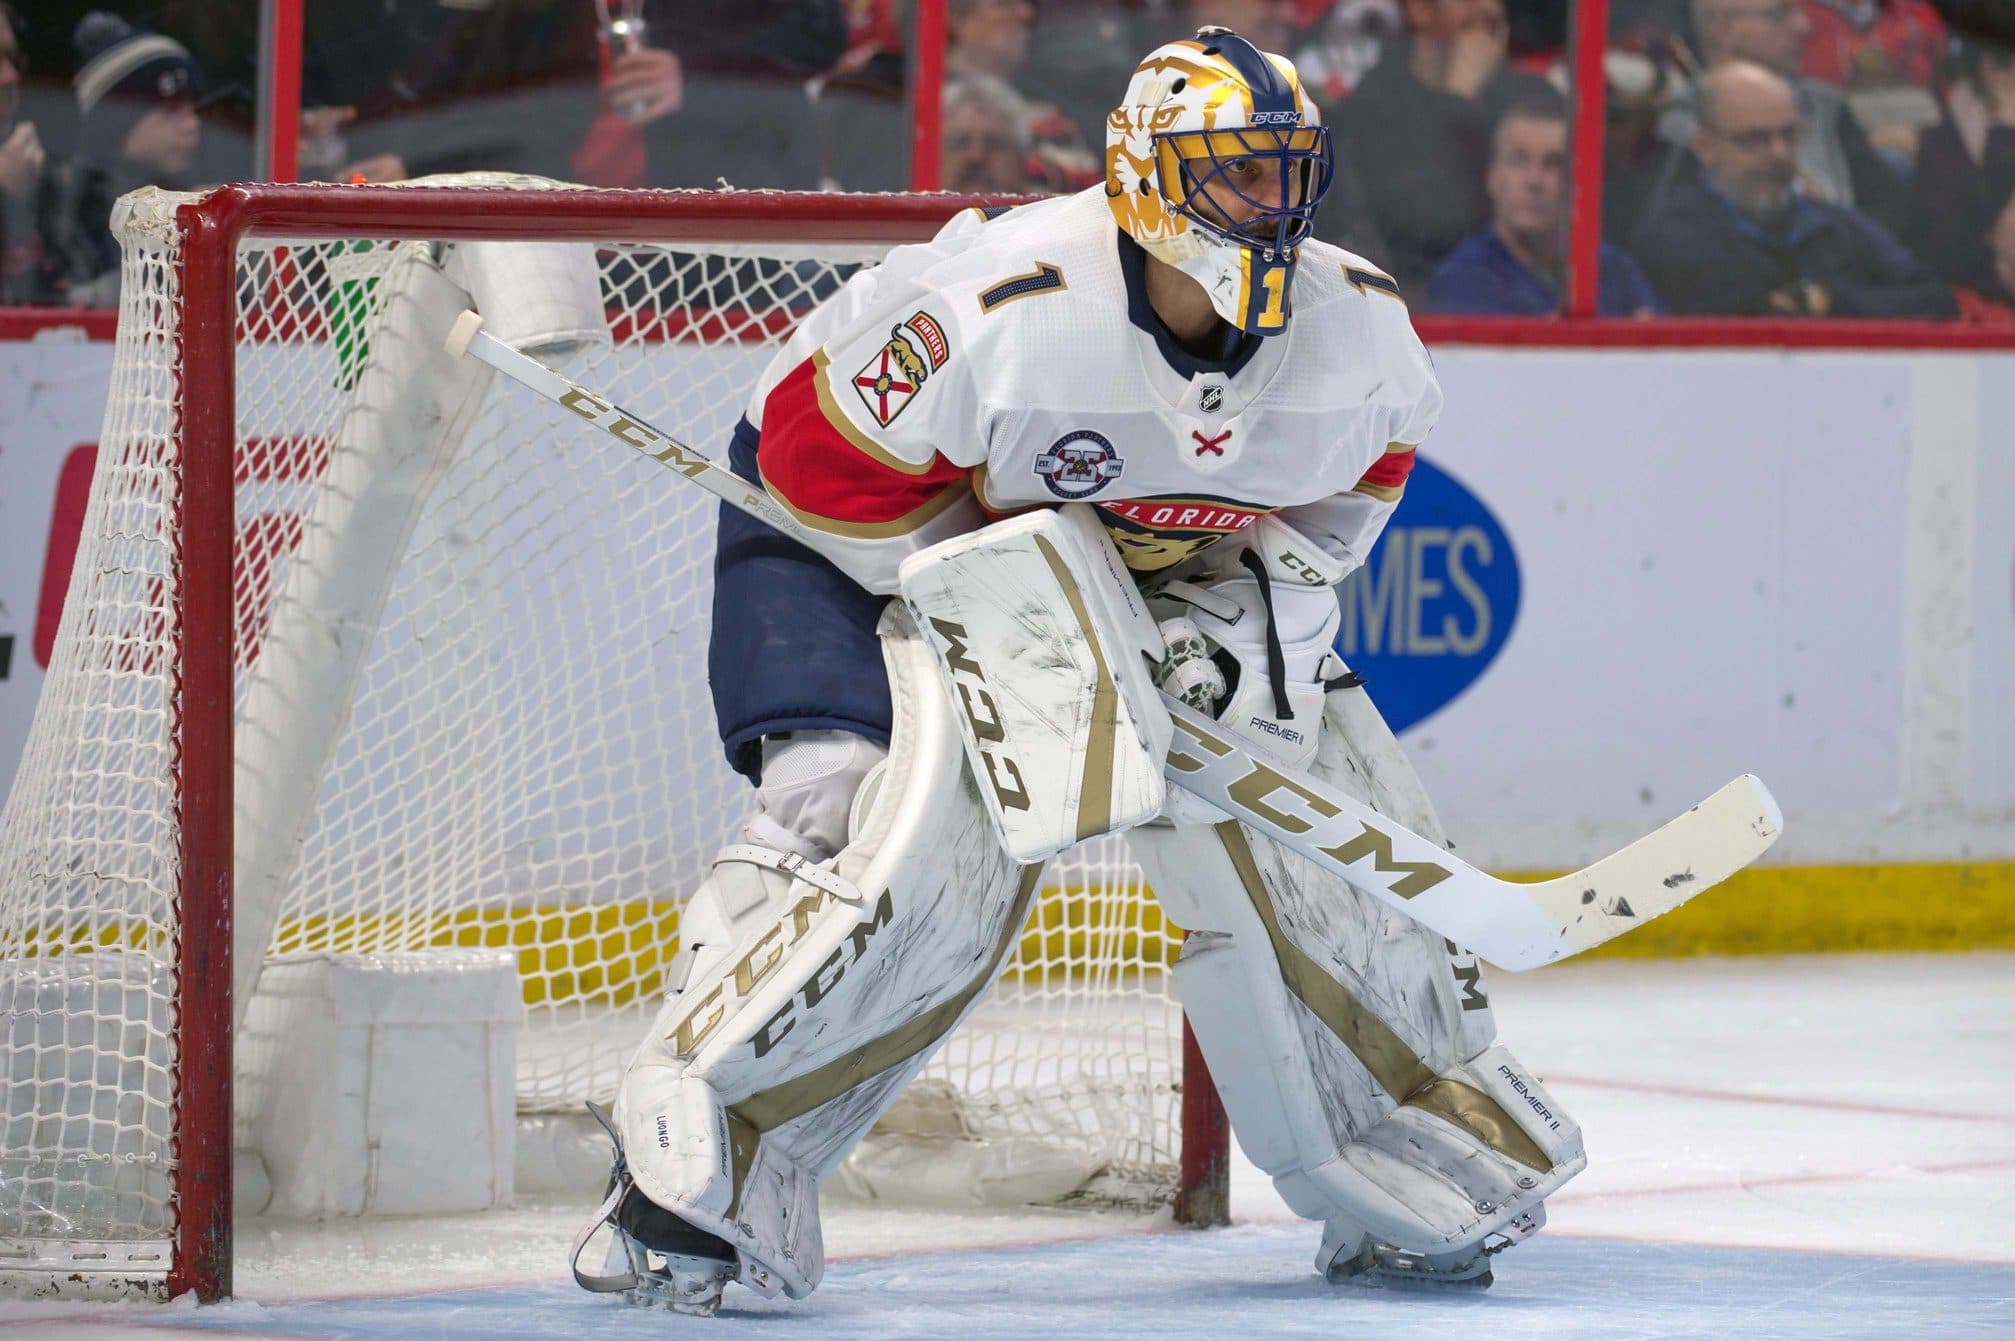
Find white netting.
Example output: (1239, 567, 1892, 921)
(0, 181, 1184, 1274)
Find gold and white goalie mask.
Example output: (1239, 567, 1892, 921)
(1104, 27, 1334, 335)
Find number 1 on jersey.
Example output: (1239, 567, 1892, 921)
(1258, 267, 1287, 328)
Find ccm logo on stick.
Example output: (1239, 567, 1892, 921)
(559, 386, 711, 477)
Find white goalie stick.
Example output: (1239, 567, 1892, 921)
(445, 311, 1782, 971)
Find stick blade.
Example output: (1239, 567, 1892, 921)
(1496, 774, 1783, 971)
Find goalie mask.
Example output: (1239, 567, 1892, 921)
(1105, 28, 1334, 335)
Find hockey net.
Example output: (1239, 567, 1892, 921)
(0, 178, 1220, 1301)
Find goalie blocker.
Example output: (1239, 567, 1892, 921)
(898, 504, 1172, 862)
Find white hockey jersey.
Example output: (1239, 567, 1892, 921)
(744, 187, 1440, 594)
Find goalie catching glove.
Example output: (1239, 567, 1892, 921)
(1150, 515, 1354, 776)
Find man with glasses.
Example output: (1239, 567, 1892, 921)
(1634, 60, 1954, 314)
(1656, 0, 1909, 235)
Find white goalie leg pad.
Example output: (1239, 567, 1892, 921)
(898, 503, 1169, 861)
(1132, 687, 1583, 1264)
(614, 605, 1035, 1300)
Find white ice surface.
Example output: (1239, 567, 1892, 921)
(7, 953, 2012, 1339)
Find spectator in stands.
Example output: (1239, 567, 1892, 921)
(282, 0, 574, 180)
(1427, 95, 1663, 314)
(1633, 61, 1956, 315)
(0, 1, 60, 305)
(1799, 1, 1945, 89)
(940, 75, 1040, 194)
(945, 0, 1099, 190)
(1019, 1, 1301, 170)
(1662, 0, 1911, 235)
(1294, 0, 1405, 104)
(46, 13, 206, 308)
(1797, 1, 1945, 168)
(1329, 0, 1556, 292)
(1913, 37, 2015, 309)
(948, 0, 1037, 82)
(1601, 15, 1698, 241)
(296, 106, 407, 184)
(563, 0, 846, 189)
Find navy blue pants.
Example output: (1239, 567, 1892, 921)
(709, 418, 894, 782)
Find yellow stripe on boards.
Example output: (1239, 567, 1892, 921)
(18, 863, 2001, 1013)
(267, 901, 687, 1006)
(1556, 860, 2015, 957)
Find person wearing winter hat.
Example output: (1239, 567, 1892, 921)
(47, 11, 205, 305)
(72, 11, 202, 178)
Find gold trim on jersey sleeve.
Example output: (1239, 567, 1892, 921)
(1385, 440, 1417, 454)
(969, 462, 1045, 518)
(1344, 265, 1404, 301)
(759, 469, 973, 540)
(1352, 479, 1405, 503)
(811, 347, 942, 478)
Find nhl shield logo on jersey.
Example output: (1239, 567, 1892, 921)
(852, 311, 950, 428)
(1033, 430, 1125, 499)
(1198, 383, 1225, 414)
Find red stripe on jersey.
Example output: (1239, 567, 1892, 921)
(1359, 445, 1416, 491)
(759, 355, 967, 524)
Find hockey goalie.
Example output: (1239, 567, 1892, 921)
(574, 28, 1586, 1315)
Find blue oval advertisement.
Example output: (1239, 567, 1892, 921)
(1335, 456, 1520, 734)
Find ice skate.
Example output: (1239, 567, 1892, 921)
(571, 1103, 738, 1316)
(1319, 1206, 1548, 1292)
(599, 1202, 737, 1317)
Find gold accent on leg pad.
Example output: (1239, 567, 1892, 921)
(727, 866, 1045, 1137)
(1213, 822, 1552, 1174)
(725, 1109, 762, 1219)
(1032, 533, 1118, 841)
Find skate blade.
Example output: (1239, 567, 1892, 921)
(620, 1249, 733, 1316)
(1325, 1243, 1493, 1292)
(1340, 1263, 1495, 1292)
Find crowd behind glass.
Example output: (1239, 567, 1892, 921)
(2, 0, 2011, 319)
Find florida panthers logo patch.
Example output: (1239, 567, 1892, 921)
(1033, 430, 1125, 499)
(1097, 495, 1272, 572)
(852, 311, 949, 428)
